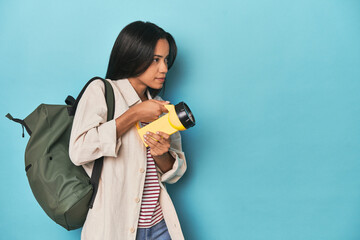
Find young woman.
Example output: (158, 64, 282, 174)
(69, 21, 187, 240)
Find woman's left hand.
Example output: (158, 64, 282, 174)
(143, 131, 171, 156)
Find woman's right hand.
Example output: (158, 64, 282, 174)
(133, 99, 170, 122)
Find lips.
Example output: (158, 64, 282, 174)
(155, 78, 165, 83)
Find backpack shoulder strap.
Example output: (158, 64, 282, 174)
(68, 76, 114, 117)
(102, 79, 115, 121)
(88, 78, 115, 208)
(72, 77, 114, 209)
(68, 77, 115, 208)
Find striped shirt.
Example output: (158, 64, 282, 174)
(138, 123, 163, 228)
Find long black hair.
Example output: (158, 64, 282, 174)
(106, 21, 177, 97)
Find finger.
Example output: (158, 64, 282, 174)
(155, 133, 170, 146)
(144, 133, 161, 147)
(148, 132, 170, 146)
(144, 133, 168, 153)
(156, 131, 170, 141)
(160, 105, 169, 113)
(144, 137, 157, 150)
(149, 142, 167, 157)
(145, 131, 162, 142)
(150, 100, 170, 113)
(145, 138, 156, 150)
(147, 142, 161, 157)
(144, 137, 165, 156)
(151, 99, 170, 105)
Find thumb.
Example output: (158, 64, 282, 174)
(161, 104, 169, 113)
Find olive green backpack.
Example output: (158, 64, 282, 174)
(6, 77, 115, 230)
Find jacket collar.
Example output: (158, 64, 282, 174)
(112, 79, 152, 107)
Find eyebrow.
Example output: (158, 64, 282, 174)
(154, 54, 169, 58)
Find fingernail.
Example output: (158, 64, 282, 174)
(146, 131, 149, 134)
(156, 132, 159, 134)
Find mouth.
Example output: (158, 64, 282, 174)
(155, 78, 165, 83)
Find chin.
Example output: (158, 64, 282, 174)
(150, 84, 164, 90)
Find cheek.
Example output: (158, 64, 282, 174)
(145, 68, 157, 79)
(138, 65, 158, 82)
(142, 73, 154, 82)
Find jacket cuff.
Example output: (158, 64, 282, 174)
(160, 148, 187, 184)
(98, 119, 121, 157)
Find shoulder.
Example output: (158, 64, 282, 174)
(76, 79, 109, 108)
(86, 79, 106, 93)
(80, 78, 115, 100)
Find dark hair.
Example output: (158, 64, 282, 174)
(106, 21, 177, 97)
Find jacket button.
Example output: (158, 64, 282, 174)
(135, 197, 140, 203)
(139, 168, 145, 173)
(130, 227, 135, 233)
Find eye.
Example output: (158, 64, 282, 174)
(164, 58, 169, 64)
(153, 58, 160, 63)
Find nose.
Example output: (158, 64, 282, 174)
(159, 60, 168, 74)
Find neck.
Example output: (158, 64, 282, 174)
(128, 78, 148, 101)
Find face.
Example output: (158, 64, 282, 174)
(130, 39, 170, 93)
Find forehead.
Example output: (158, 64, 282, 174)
(154, 39, 169, 55)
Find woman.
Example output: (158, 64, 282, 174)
(69, 21, 187, 240)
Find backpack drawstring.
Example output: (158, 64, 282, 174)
(6, 113, 31, 137)
(21, 125, 25, 138)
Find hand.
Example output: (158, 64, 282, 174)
(143, 131, 171, 157)
(133, 100, 169, 122)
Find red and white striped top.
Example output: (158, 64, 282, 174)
(138, 123, 163, 228)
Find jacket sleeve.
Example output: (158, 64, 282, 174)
(159, 127, 187, 184)
(69, 80, 121, 166)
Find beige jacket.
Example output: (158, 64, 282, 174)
(69, 79, 186, 240)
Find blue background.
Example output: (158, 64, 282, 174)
(1, 0, 360, 239)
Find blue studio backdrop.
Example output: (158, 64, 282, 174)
(1, 0, 360, 239)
